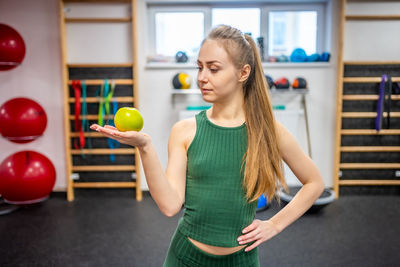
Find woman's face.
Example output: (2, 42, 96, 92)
(197, 39, 242, 103)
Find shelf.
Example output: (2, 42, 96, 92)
(69, 96, 134, 103)
(339, 180, 400, 186)
(71, 148, 135, 155)
(73, 182, 136, 188)
(72, 165, 136, 172)
(341, 129, 400, 135)
(68, 79, 133, 85)
(340, 146, 400, 152)
(342, 112, 400, 118)
(339, 163, 400, 169)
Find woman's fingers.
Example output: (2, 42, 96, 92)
(104, 125, 118, 130)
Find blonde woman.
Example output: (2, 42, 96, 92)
(91, 25, 324, 266)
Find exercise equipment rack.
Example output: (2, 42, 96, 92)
(59, 0, 142, 201)
(333, 0, 400, 197)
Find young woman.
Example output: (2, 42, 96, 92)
(91, 25, 324, 266)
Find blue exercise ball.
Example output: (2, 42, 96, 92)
(256, 194, 268, 212)
(290, 48, 307, 62)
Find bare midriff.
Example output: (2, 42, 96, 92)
(187, 237, 246, 256)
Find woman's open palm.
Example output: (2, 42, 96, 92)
(90, 124, 150, 148)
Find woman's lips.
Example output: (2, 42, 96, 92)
(201, 88, 212, 93)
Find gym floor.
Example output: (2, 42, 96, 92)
(0, 190, 399, 267)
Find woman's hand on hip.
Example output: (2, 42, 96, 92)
(90, 124, 150, 149)
(237, 219, 281, 252)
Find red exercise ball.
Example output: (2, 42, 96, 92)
(0, 97, 47, 143)
(0, 23, 26, 71)
(0, 151, 56, 204)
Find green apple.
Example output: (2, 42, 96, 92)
(114, 107, 144, 132)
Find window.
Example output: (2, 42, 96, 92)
(148, 2, 327, 62)
(155, 12, 204, 57)
(212, 8, 260, 38)
(268, 11, 318, 56)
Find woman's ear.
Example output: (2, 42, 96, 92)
(238, 64, 251, 82)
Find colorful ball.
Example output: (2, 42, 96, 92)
(0, 97, 47, 143)
(0, 151, 56, 204)
(265, 75, 274, 89)
(290, 48, 307, 62)
(293, 77, 308, 89)
(114, 107, 144, 132)
(0, 24, 26, 71)
(256, 194, 268, 212)
(274, 77, 290, 89)
(172, 72, 191, 89)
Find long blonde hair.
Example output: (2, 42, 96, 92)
(205, 25, 288, 202)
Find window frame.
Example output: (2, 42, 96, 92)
(147, 1, 327, 60)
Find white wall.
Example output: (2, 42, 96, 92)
(0, 0, 66, 191)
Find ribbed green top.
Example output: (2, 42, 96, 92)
(178, 110, 257, 247)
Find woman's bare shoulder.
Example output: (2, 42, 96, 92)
(170, 117, 197, 149)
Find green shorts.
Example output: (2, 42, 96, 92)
(163, 226, 260, 267)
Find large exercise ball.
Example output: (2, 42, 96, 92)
(0, 97, 47, 143)
(0, 151, 56, 204)
(0, 24, 26, 71)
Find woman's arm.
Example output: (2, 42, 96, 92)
(90, 119, 194, 217)
(238, 121, 324, 251)
(268, 121, 325, 231)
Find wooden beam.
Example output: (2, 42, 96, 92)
(340, 146, 400, 152)
(73, 182, 136, 188)
(68, 96, 134, 103)
(71, 148, 135, 154)
(339, 180, 400, 186)
(68, 79, 133, 85)
(65, 18, 131, 23)
(69, 114, 114, 120)
(344, 61, 400, 65)
(72, 165, 136, 171)
(343, 95, 400, 100)
(341, 129, 400, 135)
(343, 77, 400, 83)
(342, 112, 400, 118)
(346, 15, 400, 21)
(340, 163, 400, 169)
(333, 0, 347, 198)
(68, 63, 133, 68)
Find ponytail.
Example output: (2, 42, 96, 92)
(206, 25, 287, 202)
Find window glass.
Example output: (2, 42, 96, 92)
(155, 12, 204, 57)
(212, 8, 260, 38)
(268, 11, 317, 56)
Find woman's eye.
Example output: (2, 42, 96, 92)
(210, 69, 218, 73)
(197, 67, 203, 71)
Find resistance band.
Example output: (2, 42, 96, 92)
(107, 81, 120, 162)
(72, 80, 85, 149)
(81, 81, 92, 154)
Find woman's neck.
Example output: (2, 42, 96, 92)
(207, 98, 245, 127)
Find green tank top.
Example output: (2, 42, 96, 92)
(178, 110, 257, 247)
